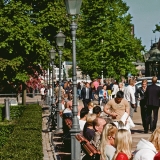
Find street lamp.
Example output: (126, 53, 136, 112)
(55, 31, 66, 132)
(45, 62, 50, 105)
(101, 60, 104, 85)
(101, 70, 104, 85)
(64, 0, 82, 160)
(50, 48, 56, 105)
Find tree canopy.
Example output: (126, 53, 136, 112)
(77, 0, 144, 80)
(0, 0, 145, 92)
(0, 0, 70, 92)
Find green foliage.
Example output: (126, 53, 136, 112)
(0, 105, 25, 122)
(0, 105, 25, 149)
(68, 67, 72, 78)
(154, 23, 160, 35)
(0, 104, 42, 159)
(77, 0, 144, 80)
(0, 124, 15, 149)
(0, 0, 146, 86)
(0, 1, 49, 87)
(0, 0, 71, 92)
(0, 105, 4, 121)
(10, 105, 26, 120)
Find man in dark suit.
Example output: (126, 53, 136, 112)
(81, 82, 92, 108)
(134, 83, 139, 112)
(135, 79, 148, 132)
(145, 76, 160, 133)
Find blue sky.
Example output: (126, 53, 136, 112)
(124, 0, 160, 51)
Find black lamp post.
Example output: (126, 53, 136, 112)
(50, 48, 56, 105)
(55, 31, 66, 132)
(64, 0, 82, 159)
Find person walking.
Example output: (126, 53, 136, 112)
(98, 84, 109, 106)
(124, 79, 136, 119)
(135, 79, 148, 132)
(111, 81, 119, 98)
(81, 82, 92, 108)
(145, 76, 160, 133)
(77, 82, 82, 100)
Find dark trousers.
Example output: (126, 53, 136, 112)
(146, 105, 159, 131)
(82, 99, 91, 108)
(140, 105, 147, 130)
(98, 97, 102, 105)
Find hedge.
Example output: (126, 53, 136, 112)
(0, 124, 15, 149)
(0, 105, 25, 148)
(0, 105, 25, 122)
(0, 105, 4, 122)
(0, 104, 43, 160)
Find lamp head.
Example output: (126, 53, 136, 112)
(50, 48, 56, 60)
(64, 0, 82, 16)
(55, 31, 66, 47)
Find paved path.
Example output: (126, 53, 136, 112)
(42, 104, 55, 160)
(131, 106, 160, 151)
(42, 100, 160, 159)
(0, 95, 42, 104)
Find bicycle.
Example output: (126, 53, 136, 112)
(42, 103, 57, 132)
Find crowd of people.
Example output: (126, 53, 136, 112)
(41, 76, 160, 160)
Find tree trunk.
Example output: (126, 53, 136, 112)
(16, 93, 21, 104)
(22, 83, 26, 105)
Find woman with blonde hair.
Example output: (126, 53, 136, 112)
(99, 123, 118, 160)
(113, 129, 132, 160)
(83, 113, 97, 141)
(133, 128, 160, 160)
(149, 127, 160, 152)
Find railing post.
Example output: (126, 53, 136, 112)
(4, 98, 10, 120)
(32, 89, 35, 98)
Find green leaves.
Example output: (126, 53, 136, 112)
(0, 0, 145, 87)
(77, 0, 144, 80)
(0, 0, 69, 90)
(0, 104, 42, 159)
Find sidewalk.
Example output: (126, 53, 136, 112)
(0, 95, 41, 104)
(42, 104, 54, 160)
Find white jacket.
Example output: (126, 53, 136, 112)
(112, 84, 118, 96)
(124, 85, 136, 104)
(133, 138, 157, 160)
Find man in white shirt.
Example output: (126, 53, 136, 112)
(79, 108, 89, 131)
(124, 79, 136, 119)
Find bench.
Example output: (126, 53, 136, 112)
(75, 134, 101, 160)
(62, 114, 101, 159)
